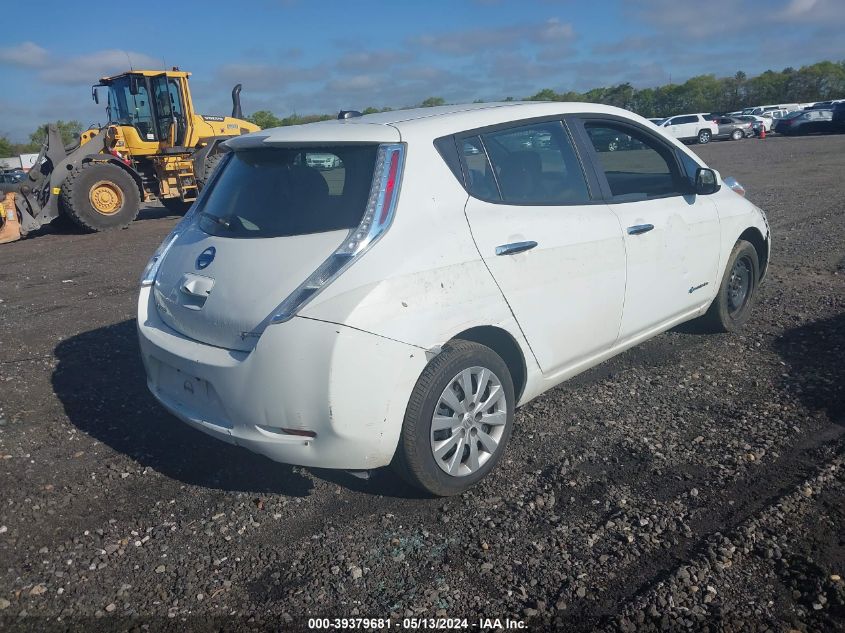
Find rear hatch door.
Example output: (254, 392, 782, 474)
(153, 143, 381, 351)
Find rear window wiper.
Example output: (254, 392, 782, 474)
(199, 211, 232, 229)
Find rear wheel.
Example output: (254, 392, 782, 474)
(196, 152, 224, 190)
(60, 162, 141, 231)
(697, 129, 712, 144)
(392, 341, 515, 496)
(160, 197, 193, 214)
(731, 129, 744, 140)
(607, 140, 619, 152)
(698, 240, 759, 332)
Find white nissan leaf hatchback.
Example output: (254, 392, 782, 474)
(137, 102, 770, 496)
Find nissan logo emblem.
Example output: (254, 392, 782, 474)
(196, 247, 216, 270)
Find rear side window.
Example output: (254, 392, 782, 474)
(463, 136, 499, 201)
(477, 121, 590, 205)
(197, 146, 377, 238)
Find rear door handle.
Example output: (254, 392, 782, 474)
(627, 224, 654, 236)
(495, 241, 538, 256)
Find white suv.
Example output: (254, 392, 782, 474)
(137, 102, 771, 496)
(660, 113, 719, 144)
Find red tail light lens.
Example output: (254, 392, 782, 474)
(379, 151, 400, 224)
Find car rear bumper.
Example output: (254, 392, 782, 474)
(137, 287, 426, 470)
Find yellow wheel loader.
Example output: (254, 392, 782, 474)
(0, 68, 259, 240)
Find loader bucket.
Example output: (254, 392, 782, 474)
(0, 192, 22, 244)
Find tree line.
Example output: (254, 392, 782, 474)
(2, 60, 843, 159)
(524, 60, 845, 117)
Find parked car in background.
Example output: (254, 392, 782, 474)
(0, 170, 25, 184)
(660, 113, 719, 144)
(647, 118, 665, 126)
(305, 153, 341, 170)
(832, 102, 845, 133)
(137, 101, 770, 496)
(741, 104, 799, 116)
(774, 109, 834, 135)
(761, 109, 791, 126)
(735, 115, 771, 133)
(805, 100, 844, 110)
(586, 127, 640, 151)
(712, 116, 753, 140)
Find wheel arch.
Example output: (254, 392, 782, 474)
(79, 156, 144, 199)
(449, 325, 527, 403)
(738, 227, 769, 280)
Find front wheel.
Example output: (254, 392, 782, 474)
(697, 129, 712, 144)
(59, 162, 141, 232)
(392, 341, 515, 496)
(698, 240, 760, 332)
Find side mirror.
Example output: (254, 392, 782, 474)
(129, 75, 140, 95)
(695, 168, 721, 195)
(92, 86, 99, 104)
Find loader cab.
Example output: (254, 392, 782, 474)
(99, 71, 192, 150)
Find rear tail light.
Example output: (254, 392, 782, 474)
(267, 143, 406, 325)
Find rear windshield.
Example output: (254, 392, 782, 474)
(196, 146, 378, 238)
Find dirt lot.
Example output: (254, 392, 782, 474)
(0, 134, 843, 632)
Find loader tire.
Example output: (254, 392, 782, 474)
(60, 162, 141, 232)
(196, 152, 224, 190)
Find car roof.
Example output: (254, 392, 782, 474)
(226, 101, 648, 149)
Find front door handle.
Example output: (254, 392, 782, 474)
(627, 224, 654, 236)
(495, 241, 538, 256)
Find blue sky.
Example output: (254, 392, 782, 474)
(1, 0, 843, 141)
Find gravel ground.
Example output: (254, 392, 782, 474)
(0, 134, 843, 632)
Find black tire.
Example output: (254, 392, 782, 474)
(160, 197, 193, 215)
(607, 140, 619, 152)
(697, 129, 712, 144)
(731, 129, 744, 140)
(59, 162, 141, 232)
(698, 240, 760, 333)
(392, 340, 515, 496)
(196, 152, 224, 190)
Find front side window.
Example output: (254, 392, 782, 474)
(197, 146, 376, 238)
(477, 121, 590, 204)
(584, 122, 683, 199)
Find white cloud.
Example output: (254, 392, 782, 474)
(39, 49, 161, 85)
(780, 0, 819, 16)
(412, 19, 576, 57)
(0, 41, 49, 68)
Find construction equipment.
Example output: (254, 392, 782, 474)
(0, 193, 21, 244)
(0, 68, 259, 239)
